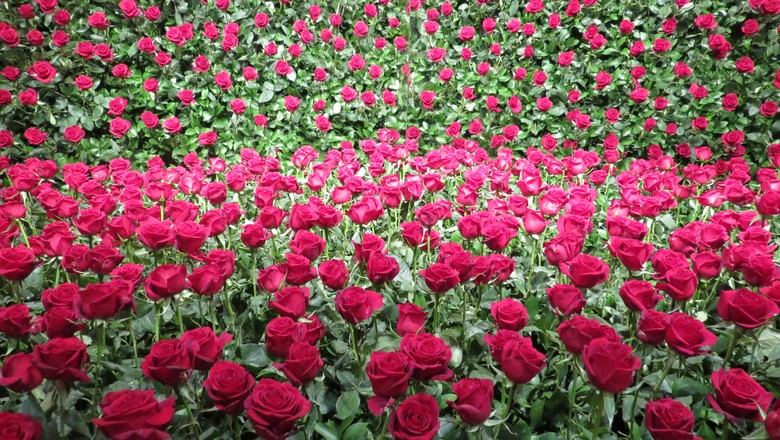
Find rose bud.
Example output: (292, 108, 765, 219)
(619, 280, 664, 312)
(0, 353, 43, 392)
(388, 393, 440, 440)
(144, 264, 187, 301)
(92, 390, 175, 440)
(490, 298, 529, 331)
(608, 236, 654, 271)
(41, 306, 86, 338)
(656, 268, 698, 302)
(257, 264, 285, 293)
(32, 337, 91, 383)
(0, 246, 39, 281)
(203, 360, 255, 415)
(335, 286, 383, 324)
(0, 304, 34, 337)
(187, 264, 226, 296)
(559, 253, 610, 288)
(273, 341, 323, 386)
(136, 220, 175, 250)
(74, 279, 135, 320)
(265, 317, 306, 358)
(366, 351, 415, 415)
(717, 288, 779, 330)
(244, 378, 311, 440)
(446, 378, 494, 426)
(241, 222, 271, 248)
(283, 253, 317, 286)
(765, 402, 780, 440)
(691, 252, 722, 280)
(401, 333, 454, 381)
(366, 252, 400, 284)
(0, 412, 42, 440)
(289, 230, 325, 261)
(270, 287, 310, 319)
(180, 327, 232, 370)
(419, 263, 460, 294)
(500, 338, 547, 384)
(645, 398, 698, 440)
(706, 368, 773, 423)
(173, 221, 209, 254)
(141, 338, 195, 386)
(318, 259, 349, 290)
(396, 303, 426, 336)
(582, 338, 641, 393)
(484, 329, 524, 362)
(665, 312, 717, 357)
(557, 316, 621, 355)
(546, 284, 586, 316)
(637, 310, 670, 345)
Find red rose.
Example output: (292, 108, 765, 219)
(289, 230, 325, 261)
(637, 310, 670, 345)
(257, 265, 285, 293)
(396, 303, 425, 336)
(401, 333, 453, 381)
(0, 304, 33, 337)
(419, 91, 436, 109)
(173, 221, 208, 253)
(546, 284, 586, 316)
(187, 264, 225, 296)
(490, 298, 529, 331)
(500, 338, 547, 384)
(203, 360, 255, 415)
(557, 316, 621, 355)
(619, 279, 664, 312)
(560, 253, 610, 288)
(366, 350, 414, 414)
(265, 317, 306, 358)
(92, 389, 174, 440)
(181, 327, 232, 370)
(645, 398, 698, 440)
(0, 412, 42, 440)
(74, 279, 135, 320)
(109, 117, 131, 137)
(32, 337, 91, 383)
(0, 246, 38, 281)
(141, 338, 195, 386)
(366, 252, 400, 284)
(766, 402, 780, 440)
(244, 378, 311, 440)
(317, 259, 348, 290)
(388, 393, 440, 440)
(270, 286, 310, 319)
(665, 312, 717, 356)
(608, 237, 654, 271)
(335, 286, 383, 324)
(144, 264, 187, 301)
(707, 368, 773, 423)
(273, 341, 323, 386)
(582, 338, 640, 393)
(446, 378, 493, 426)
(656, 268, 698, 301)
(41, 306, 85, 338)
(419, 263, 460, 294)
(27, 60, 57, 83)
(137, 220, 175, 250)
(691, 252, 722, 279)
(0, 352, 43, 392)
(717, 288, 779, 329)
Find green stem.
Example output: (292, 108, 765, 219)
(350, 324, 362, 367)
(722, 327, 743, 366)
(175, 387, 202, 436)
(433, 294, 441, 334)
(127, 320, 138, 367)
(591, 391, 603, 430)
(175, 297, 185, 334)
(651, 350, 675, 398)
(95, 321, 106, 398)
(210, 298, 218, 328)
(154, 301, 162, 342)
(461, 286, 468, 347)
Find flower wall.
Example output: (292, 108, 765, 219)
(1, 0, 780, 439)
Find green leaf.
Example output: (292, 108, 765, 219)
(314, 422, 339, 440)
(240, 344, 270, 368)
(603, 393, 616, 429)
(342, 422, 371, 440)
(335, 390, 361, 420)
(258, 88, 274, 103)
